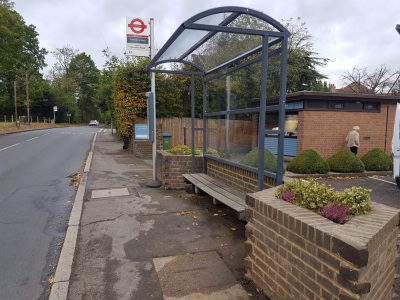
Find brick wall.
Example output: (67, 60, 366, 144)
(297, 103, 396, 158)
(131, 124, 162, 159)
(206, 159, 276, 194)
(156, 150, 203, 189)
(251, 103, 396, 158)
(244, 187, 400, 300)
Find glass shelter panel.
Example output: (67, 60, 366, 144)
(207, 113, 256, 163)
(188, 32, 263, 71)
(158, 29, 210, 62)
(206, 63, 263, 113)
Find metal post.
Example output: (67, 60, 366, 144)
(191, 74, 195, 173)
(150, 18, 157, 181)
(276, 36, 289, 186)
(14, 81, 18, 127)
(203, 80, 207, 174)
(146, 18, 161, 188)
(26, 72, 30, 125)
(257, 35, 270, 191)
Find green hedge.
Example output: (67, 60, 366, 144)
(286, 149, 329, 174)
(360, 148, 392, 171)
(327, 149, 365, 173)
(240, 147, 277, 173)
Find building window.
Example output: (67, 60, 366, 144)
(363, 103, 379, 110)
(304, 100, 328, 109)
(346, 102, 363, 110)
(330, 102, 344, 109)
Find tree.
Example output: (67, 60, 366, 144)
(68, 52, 100, 122)
(96, 48, 120, 125)
(0, 1, 47, 115)
(340, 64, 400, 95)
(272, 17, 330, 94)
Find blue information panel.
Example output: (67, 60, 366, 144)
(135, 124, 148, 140)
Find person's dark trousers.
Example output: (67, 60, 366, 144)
(350, 146, 358, 155)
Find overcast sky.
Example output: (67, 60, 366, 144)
(13, 0, 400, 87)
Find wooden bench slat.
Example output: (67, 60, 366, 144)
(185, 174, 244, 204)
(189, 176, 244, 201)
(182, 173, 246, 214)
(196, 173, 246, 199)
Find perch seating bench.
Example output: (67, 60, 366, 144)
(182, 173, 247, 221)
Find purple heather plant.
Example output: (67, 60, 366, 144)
(318, 202, 351, 224)
(280, 189, 295, 202)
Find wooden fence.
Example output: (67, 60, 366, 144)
(136, 117, 254, 149)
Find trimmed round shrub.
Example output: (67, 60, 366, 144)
(360, 148, 392, 171)
(286, 149, 329, 174)
(327, 149, 365, 173)
(240, 147, 277, 173)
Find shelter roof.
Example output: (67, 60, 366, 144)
(145, 6, 291, 75)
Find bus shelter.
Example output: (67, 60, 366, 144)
(145, 6, 290, 191)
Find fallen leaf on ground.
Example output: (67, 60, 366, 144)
(178, 211, 193, 216)
(231, 228, 237, 231)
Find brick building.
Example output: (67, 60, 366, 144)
(259, 91, 399, 158)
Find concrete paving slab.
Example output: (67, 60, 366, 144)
(153, 251, 248, 299)
(91, 188, 130, 199)
(67, 132, 266, 300)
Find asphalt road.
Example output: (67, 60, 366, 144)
(0, 126, 100, 300)
(316, 175, 400, 209)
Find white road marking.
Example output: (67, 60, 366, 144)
(368, 176, 397, 185)
(0, 143, 20, 152)
(26, 137, 38, 141)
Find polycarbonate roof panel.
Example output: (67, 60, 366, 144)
(146, 6, 290, 74)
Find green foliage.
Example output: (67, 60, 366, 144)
(277, 180, 336, 210)
(336, 187, 372, 215)
(327, 149, 365, 173)
(168, 145, 202, 155)
(240, 147, 277, 173)
(69, 52, 100, 122)
(360, 148, 392, 171)
(276, 180, 372, 219)
(155, 68, 203, 118)
(113, 58, 150, 140)
(206, 148, 220, 157)
(0, 2, 47, 115)
(286, 149, 329, 174)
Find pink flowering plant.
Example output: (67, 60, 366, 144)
(276, 180, 371, 224)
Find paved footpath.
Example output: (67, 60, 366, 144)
(51, 131, 266, 300)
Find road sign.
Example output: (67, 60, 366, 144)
(126, 17, 150, 57)
(53, 106, 58, 112)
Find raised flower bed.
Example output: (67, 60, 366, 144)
(155, 149, 203, 189)
(244, 186, 400, 299)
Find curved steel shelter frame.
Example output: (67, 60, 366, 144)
(145, 6, 290, 190)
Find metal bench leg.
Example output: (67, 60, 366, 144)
(212, 197, 221, 206)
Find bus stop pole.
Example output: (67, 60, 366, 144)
(146, 18, 161, 188)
